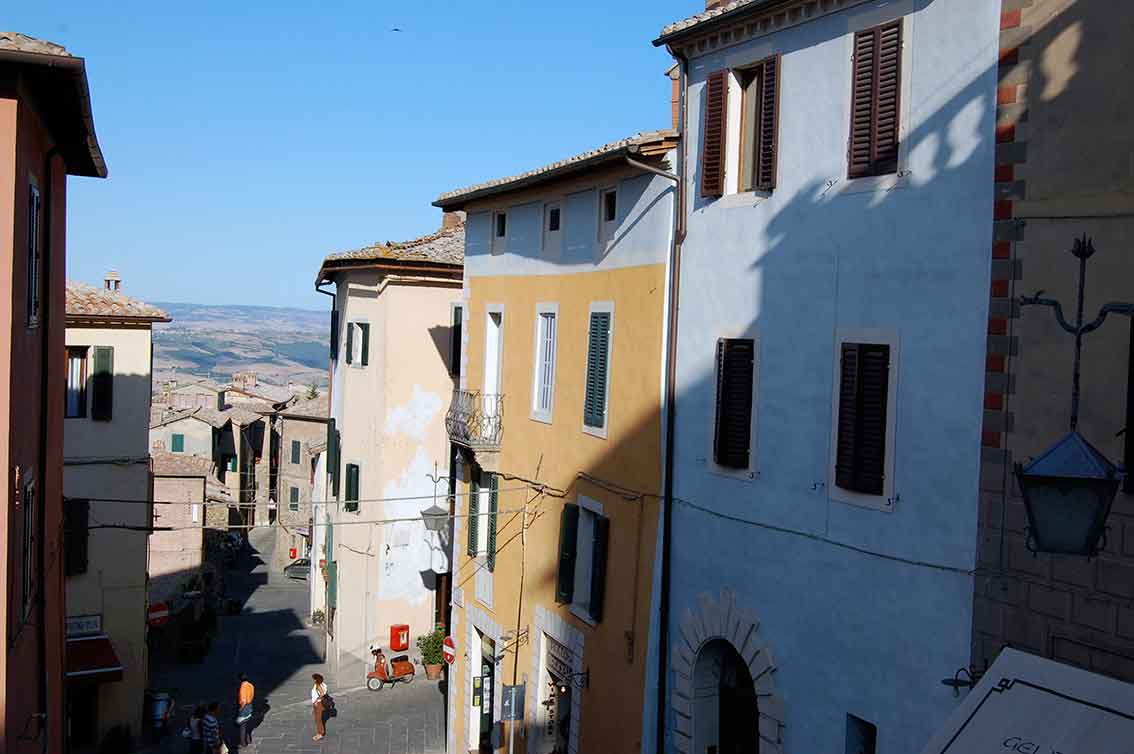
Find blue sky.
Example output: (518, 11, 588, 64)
(11, 1, 691, 309)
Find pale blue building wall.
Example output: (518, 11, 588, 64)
(662, 0, 1000, 751)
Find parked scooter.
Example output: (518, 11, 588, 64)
(366, 644, 415, 690)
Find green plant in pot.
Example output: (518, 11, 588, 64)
(417, 628, 445, 680)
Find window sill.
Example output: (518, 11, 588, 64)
(582, 423, 608, 440)
(569, 604, 598, 627)
(530, 411, 553, 426)
(838, 170, 909, 197)
(828, 484, 896, 513)
(713, 190, 772, 210)
(704, 459, 759, 482)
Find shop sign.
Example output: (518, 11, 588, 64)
(66, 614, 101, 637)
(502, 684, 525, 721)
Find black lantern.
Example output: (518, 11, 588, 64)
(1014, 431, 1120, 557)
(420, 503, 448, 534)
(1016, 235, 1131, 557)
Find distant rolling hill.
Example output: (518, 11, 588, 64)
(152, 302, 329, 389)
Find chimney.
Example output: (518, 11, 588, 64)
(668, 64, 681, 130)
(705, 0, 728, 8)
(104, 270, 121, 291)
(442, 211, 465, 230)
(217, 389, 226, 411)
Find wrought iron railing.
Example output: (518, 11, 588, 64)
(446, 390, 503, 450)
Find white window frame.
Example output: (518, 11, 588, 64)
(65, 346, 88, 419)
(349, 318, 368, 369)
(541, 201, 562, 259)
(191, 503, 200, 523)
(491, 210, 508, 255)
(597, 186, 618, 243)
(569, 495, 604, 626)
(828, 328, 900, 512)
(582, 302, 614, 440)
(530, 303, 559, 424)
(709, 331, 761, 481)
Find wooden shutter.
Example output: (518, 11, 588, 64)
(701, 70, 728, 198)
(835, 343, 890, 495)
(714, 339, 755, 469)
(344, 463, 360, 511)
(90, 346, 114, 421)
(588, 515, 609, 622)
(330, 309, 339, 360)
(450, 307, 463, 377)
(291, 440, 300, 464)
(64, 498, 89, 576)
(486, 474, 498, 572)
(756, 56, 780, 191)
(555, 504, 580, 603)
(849, 20, 902, 178)
(326, 419, 339, 497)
(360, 323, 370, 366)
(327, 561, 337, 608)
(345, 323, 354, 365)
(467, 473, 480, 557)
(172, 433, 185, 453)
(584, 312, 611, 429)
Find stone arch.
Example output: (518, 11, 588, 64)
(670, 588, 785, 753)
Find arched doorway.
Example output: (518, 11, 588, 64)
(692, 639, 759, 754)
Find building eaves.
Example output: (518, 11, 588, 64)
(653, 0, 792, 46)
(433, 129, 679, 210)
(66, 281, 171, 323)
(318, 222, 465, 283)
(0, 32, 107, 178)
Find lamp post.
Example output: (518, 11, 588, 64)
(1015, 235, 1132, 557)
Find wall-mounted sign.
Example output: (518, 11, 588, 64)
(472, 693, 481, 708)
(66, 614, 101, 637)
(502, 684, 525, 721)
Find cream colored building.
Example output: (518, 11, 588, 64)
(273, 393, 328, 571)
(63, 277, 169, 746)
(315, 213, 463, 671)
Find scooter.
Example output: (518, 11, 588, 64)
(366, 644, 415, 690)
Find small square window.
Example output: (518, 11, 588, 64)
(602, 190, 617, 223)
(171, 433, 185, 453)
(495, 212, 507, 238)
(548, 207, 561, 232)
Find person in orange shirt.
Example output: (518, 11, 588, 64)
(236, 672, 255, 747)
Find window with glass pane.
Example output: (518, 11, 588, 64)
(65, 347, 88, 418)
(533, 311, 557, 419)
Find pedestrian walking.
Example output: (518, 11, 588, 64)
(310, 673, 329, 741)
(235, 673, 255, 747)
(186, 704, 205, 754)
(203, 701, 224, 754)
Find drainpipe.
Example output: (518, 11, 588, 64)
(657, 46, 689, 754)
(38, 146, 61, 753)
(314, 280, 335, 410)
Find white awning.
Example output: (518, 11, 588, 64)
(920, 648, 1134, 753)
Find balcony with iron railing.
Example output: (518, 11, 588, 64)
(446, 391, 504, 457)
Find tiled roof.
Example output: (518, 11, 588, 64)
(435, 130, 678, 207)
(285, 394, 328, 419)
(323, 221, 465, 269)
(229, 383, 295, 405)
(656, 0, 771, 42)
(151, 404, 263, 430)
(66, 282, 170, 322)
(151, 451, 232, 503)
(0, 32, 71, 57)
(222, 406, 264, 426)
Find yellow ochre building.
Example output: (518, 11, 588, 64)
(435, 129, 677, 754)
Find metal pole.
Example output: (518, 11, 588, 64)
(1070, 238, 1089, 430)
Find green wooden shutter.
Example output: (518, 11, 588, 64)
(555, 504, 580, 603)
(486, 474, 498, 572)
(91, 346, 114, 421)
(589, 515, 610, 622)
(345, 463, 359, 512)
(171, 433, 185, 453)
(584, 312, 611, 429)
(230, 455, 238, 472)
(327, 561, 337, 608)
(291, 440, 300, 464)
(467, 474, 480, 557)
(327, 419, 339, 497)
(450, 306, 463, 377)
(360, 323, 370, 366)
(330, 309, 339, 360)
(64, 498, 89, 577)
(345, 323, 354, 365)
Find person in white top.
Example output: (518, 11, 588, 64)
(311, 673, 329, 741)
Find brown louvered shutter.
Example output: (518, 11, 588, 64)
(700, 70, 728, 198)
(835, 343, 890, 495)
(714, 338, 755, 469)
(755, 56, 780, 191)
(849, 20, 902, 179)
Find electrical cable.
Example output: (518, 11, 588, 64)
(64, 483, 543, 507)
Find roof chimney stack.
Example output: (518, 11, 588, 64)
(442, 211, 465, 230)
(104, 270, 121, 291)
(705, 0, 727, 8)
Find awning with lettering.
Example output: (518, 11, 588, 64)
(65, 635, 123, 683)
(919, 648, 1134, 754)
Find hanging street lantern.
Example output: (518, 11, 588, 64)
(1015, 235, 1132, 557)
(420, 503, 449, 534)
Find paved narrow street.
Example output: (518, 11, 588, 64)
(148, 528, 446, 754)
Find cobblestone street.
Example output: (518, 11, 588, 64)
(147, 528, 446, 754)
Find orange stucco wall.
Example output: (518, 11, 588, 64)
(451, 262, 665, 754)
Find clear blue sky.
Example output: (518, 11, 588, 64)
(11, 1, 691, 309)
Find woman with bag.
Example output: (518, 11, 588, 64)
(235, 673, 255, 747)
(310, 673, 331, 741)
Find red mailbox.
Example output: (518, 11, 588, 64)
(289, 547, 297, 559)
(390, 623, 410, 652)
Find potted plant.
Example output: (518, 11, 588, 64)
(417, 628, 445, 680)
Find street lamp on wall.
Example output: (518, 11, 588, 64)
(420, 503, 449, 534)
(1015, 236, 1132, 558)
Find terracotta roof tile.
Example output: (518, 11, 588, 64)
(66, 281, 170, 321)
(151, 451, 232, 503)
(285, 394, 328, 419)
(0, 32, 71, 57)
(656, 0, 770, 41)
(323, 221, 464, 269)
(435, 130, 678, 206)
